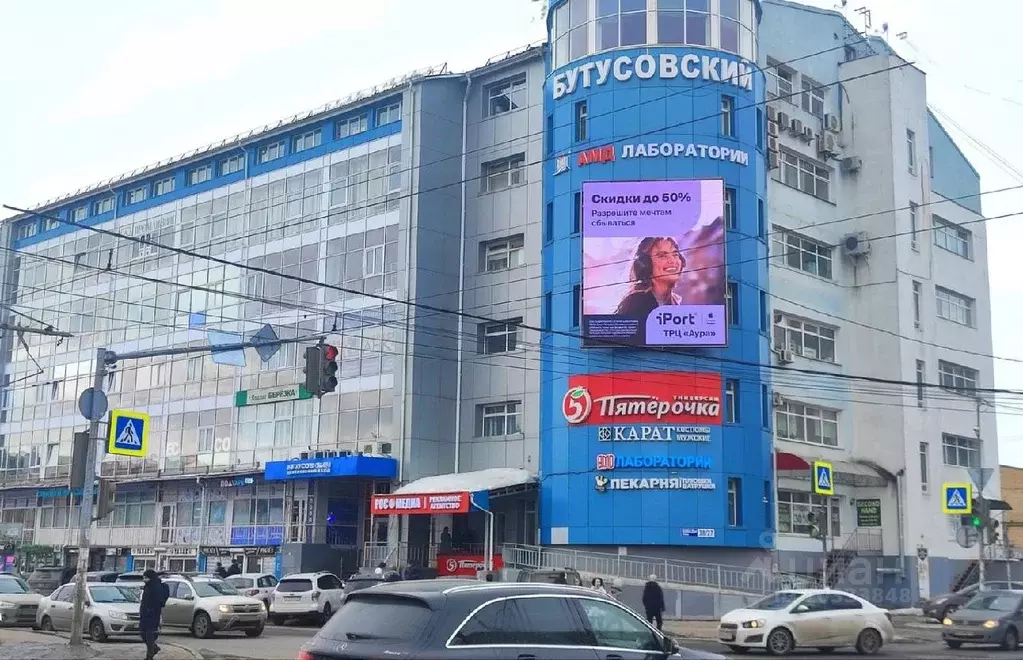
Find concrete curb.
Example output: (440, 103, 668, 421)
(31, 629, 202, 660)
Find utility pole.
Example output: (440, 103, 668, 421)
(0, 323, 72, 337)
(69, 348, 109, 646)
(976, 396, 986, 590)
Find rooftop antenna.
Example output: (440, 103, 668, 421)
(853, 6, 872, 35)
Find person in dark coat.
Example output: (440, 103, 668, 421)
(642, 573, 666, 630)
(226, 559, 241, 576)
(139, 569, 169, 660)
(214, 562, 227, 579)
(553, 571, 568, 585)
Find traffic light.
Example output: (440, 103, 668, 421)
(95, 479, 116, 521)
(303, 343, 340, 397)
(988, 519, 1001, 545)
(806, 511, 822, 539)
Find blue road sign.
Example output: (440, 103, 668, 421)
(942, 483, 972, 514)
(107, 409, 149, 458)
(251, 324, 281, 363)
(207, 330, 247, 367)
(812, 460, 834, 496)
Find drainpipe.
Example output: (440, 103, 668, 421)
(453, 73, 472, 475)
(895, 468, 906, 578)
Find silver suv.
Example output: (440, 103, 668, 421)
(162, 576, 266, 638)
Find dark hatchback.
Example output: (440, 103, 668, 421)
(922, 580, 1023, 621)
(943, 590, 1023, 651)
(297, 579, 722, 660)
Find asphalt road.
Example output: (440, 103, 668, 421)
(91, 623, 319, 659)
(684, 638, 1023, 658)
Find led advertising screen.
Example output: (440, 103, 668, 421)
(581, 179, 727, 347)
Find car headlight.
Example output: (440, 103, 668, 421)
(108, 610, 127, 620)
(0, 601, 16, 608)
(943, 617, 953, 626)
(984, 620, 999, 629)
(741, 619, 766, 629)
(218, 604, 231, 613)
(259, 601, 267, 611)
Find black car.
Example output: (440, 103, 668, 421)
(923, 580, 1023, 621)
(298, 579, 722, 660)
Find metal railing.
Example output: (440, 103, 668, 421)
(502, 543, 820, 595)
(846, 528, 883, 555)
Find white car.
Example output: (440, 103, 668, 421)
(269, 572, 344, 625)
(0, 574, 43, 626)
(225, 573, 278, 611)
(162, 576, 266, 638)
(718, 588, 894, 655)
(36, 583, 140, 641)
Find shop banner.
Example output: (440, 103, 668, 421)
(371, 491, 489, 515)
(563, 371, 723, 426)
(437, 554, 504, 577)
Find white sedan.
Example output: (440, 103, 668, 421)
(718, 588, 894, 655)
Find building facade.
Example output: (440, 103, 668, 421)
(0, 0, 999, 605)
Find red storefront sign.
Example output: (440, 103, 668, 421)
(562, 371, 723, 426)
(577, 145, 615, 166)
(437, 554, 505, 577)
(370, 492, 471, 515)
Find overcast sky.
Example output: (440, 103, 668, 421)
(1, 0, 1021, 463)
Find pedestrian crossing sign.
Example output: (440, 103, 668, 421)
(107, 409, 149, 458)
(942, 483, 972, 515)
(812, 461, 834, 496)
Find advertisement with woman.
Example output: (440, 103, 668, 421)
(581, 179, 727, 347)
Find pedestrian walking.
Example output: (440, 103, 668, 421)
(214, 562, 227, 579)
(591, 577, 608, 594)
(554, 570, 568, 584)
(140, 569, 169, 660)
(642, 573, 666, 630)
(226, 558, 241, 576)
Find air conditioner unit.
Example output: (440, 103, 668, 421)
(825, 113, 841, 132)
(790, 118, 803, 135)
(768, 151, 780, 170)
(818, 133, 839, 157)
(776, 348, 794, 364)
(767, 105, 778, 123)
(767, 135, 779, 153)
(802, 125, 815, 142)
(841, 156, 863, 172)
(768, 121, 779, 137)
(772, 391, 786, 408)
(777, 111, 791, 130)
(842, 231, 871, 257)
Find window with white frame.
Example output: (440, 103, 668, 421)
(220, 154, 245, 175)
(43, 215, 60, 230)
(186, 356, 203, 382)
(153, 177, 175, 196)
(943, 433, 979, 468)
(773, 314, 836, 362)
(724, 187, 735, 229)
(778, 151, 830, 201)
(71, 206, 87, 221)
(198, 426, 215, 454)
(336, 114, 367, 139)
(912, 280, 921, 327)
(14, 221, 36, 240)
(720, 96, 734, 136)
(800, 75, 825, 117)
(778, 490, 840, 536)
(727, 477, 741, 526)
(906, 129, 917, 174)
(772, 227, 833, 279)
(574, 100, 588, 142)
(479, 235, 525, 272)
(377, 102, 401, 126)
(96, 197, 115, 214)
(936, 286, 975, 327)
(766, 57, 794, 101)
(293, 130, 321, 153)
(938, 360, 978, 396)
(187, 165, 212, 186)
(257, 142, 285, 164)
(485, 73, 527, 117)
(724, 379, 739, 424)
(933, 216, 972, 259)
(364, 243, 385, 277)
(916, 360, 925, 407)
(478, 318, 521, 355)
(126, 186, 147, 204)
(919, 441, 929, 491)
(475, 401, 521, 437)
(96, 489, 157, 528)
(775, 399, 838, 447)
(481, 154, 525, 193)
(909, 202, 918, 247)
(726, 281, 739, 325)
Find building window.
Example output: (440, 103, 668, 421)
(725, 379, 739, 424)
(293, 129, 322, 153)
(943, 433, 980, 468)
(480, 235, 524, 272)
(938, 360, 978, 397)
(481, 154, 525, 193)
(377, 102, 401, 126)
(573, 191, 582, 233)
(187, 165, 212, 186)
(727, 478, 742, 526)
(929, 145, 934, 179)
(71, 206, 87, 222)
(574, 100, 588, 142)
(186, 356, 203, 382)
(545, 201, 554, 243)
(756, 108, 764, 149)
(720, 96, 734, 137)
(936, 287, 975, 327)
(573, 284, 581, 327)
(14, 221, 37, 240)
(758, 199, 765, 238)
(772, 227, 833, 279)
(595, 0, 647, 51)
(933, 216, 972, 259)
(153, 177, 175, 196)
(478, 319, 520, 354)
(724, 187, 735, 229)
(475, 401, 521, 437)
(766, 58, 795, 102)
(775, 399, 839, 447)
(43, 215, 61, 230)
(912, 280, 921, 327)
(916, 359, 925, 407)
(544, 291, 552, 327)
(761, 385, 770, 429)
(759, 290, 768, 333)
(95, 197, 115, 214)
(485, 73, 527, 117)
(778, 490, 840, 537)
(773, 314, 836, 362)
(126, 186, 147, 204)
(257, 142, 285, 164)
(220, 154, 244, 175)
(909, 202, 918, 248)
(726, 281, 739, 325)
(546, 114, 554, 156)
(779, 151, 830, 201)
(907, 129, 917, 174)
(800, 76, 825, 117)
(919, 441, 930, 492)
(336, 114, 368, 138)
(719, 0, 740, 53)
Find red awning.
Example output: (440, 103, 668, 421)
(775, 451, 811, 471)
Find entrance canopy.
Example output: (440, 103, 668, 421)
(371, 468, 536, 516)
(775, 451, 887, 488)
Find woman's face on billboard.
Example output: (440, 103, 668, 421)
(650, 239, 684, 286)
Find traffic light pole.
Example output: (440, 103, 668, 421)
(977, 397, 986, 591)
(69, 348, 109, 646)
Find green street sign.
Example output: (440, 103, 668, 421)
(234, 384, 313, 407)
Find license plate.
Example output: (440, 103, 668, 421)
(720, 631, 736, 641)
(284, 595, 300, 600)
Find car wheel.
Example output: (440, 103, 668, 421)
(319, 602, 332, 626)
(1003, 626, 1020, 651)
(40, 615, 53, 632)
(192, 611, 215, 639)
(726, 645, 750, 653)
(89, 618, 107, 642)
(945, 640, 962, 649)
(816, 648, 835, 653)
(855, 628, 883, 655)
(270, 615, 286, 626)
(245, 625, 264, 638)
(766, 627, 794, 655)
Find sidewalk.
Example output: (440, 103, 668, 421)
(0, 628, 198, 660)
(662, 617, 940, 644)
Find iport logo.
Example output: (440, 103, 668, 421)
(562, 386, 593, 424)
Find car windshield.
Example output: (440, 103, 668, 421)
(321, 594, 433, 641)
(193, 581, 239, 597)
(276, 579, 313, 593)
(89, 585, 140, 603)
(0, 576, 30, 594)
(226, 577, 253, 588)
(750, 592, 803, 610)
(965, 594, 1023, 612)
